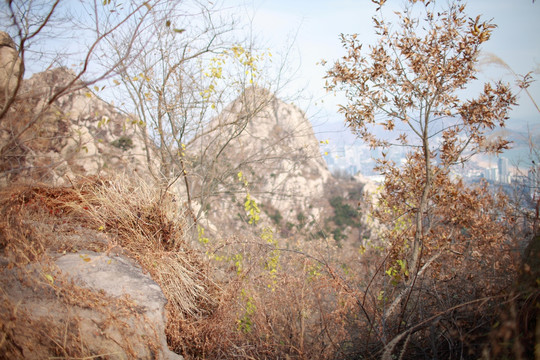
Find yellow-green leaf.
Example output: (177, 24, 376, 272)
(44, 274, 54, 284)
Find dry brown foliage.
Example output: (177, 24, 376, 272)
(0, 181, 165, 358)
(323, 0, 529, 358)
(0, 166, 531, 359)
(0, 176, 356, 359)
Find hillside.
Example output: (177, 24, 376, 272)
(1, 18, 533, 359)
(1, 61, 370, 242)
(0, 55, 373, 358)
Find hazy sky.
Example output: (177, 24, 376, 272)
(232, 0, 540, 141)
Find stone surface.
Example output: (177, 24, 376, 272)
(0, 31, 22, 101)
(191, 86, 333, 227)
(1, 251, 182, 359)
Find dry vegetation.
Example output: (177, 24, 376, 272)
(0, 0, 538, 359)
(0, 174, 536, 359)
(0, 180, 165, 358)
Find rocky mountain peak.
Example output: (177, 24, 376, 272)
(192, 87, 332, 227)
(0, 31, 16, 48)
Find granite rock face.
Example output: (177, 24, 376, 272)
(191, 87, 333, 226)
(0, 31, 22, 101)
(1, 251, 182, 359)
(0, 66, 158, 186)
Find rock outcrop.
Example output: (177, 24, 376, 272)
(0, 31, 22, 102)
(1, 251, 182, 359)
(191, 87, 332, 227)
(0, 66, 157, 186)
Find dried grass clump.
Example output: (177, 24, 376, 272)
(0, 182, 163, 358)
(65, 176, 218, 320)
(0, 183, 90, 264)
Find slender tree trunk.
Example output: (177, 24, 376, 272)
(411, 137, 431, 277)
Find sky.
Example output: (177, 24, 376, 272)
(229, 0, 540, 145)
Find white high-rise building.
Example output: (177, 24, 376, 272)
(484, 167, 498, 182)
(498, 157, 509, 184)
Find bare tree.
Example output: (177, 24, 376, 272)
(0, 0, 157, 183)
(105, 0, 318, 232)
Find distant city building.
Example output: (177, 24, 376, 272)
(321, 143, 377, 176)
(484, 167, 498, 183)
(319, 141, 520, 186)
(498, 157, 510, 184)
(528, 165, 539, 199)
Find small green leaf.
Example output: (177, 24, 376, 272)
(173, 28, 185, 34)
(44, 274, 54, 284)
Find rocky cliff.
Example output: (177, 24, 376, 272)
(0, 31, 22, 102)
(190, 87, 333, 230)
(0, 66, 156, 186)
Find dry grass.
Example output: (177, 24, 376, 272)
(65, 176, 218, 319)
(0, 181, 165, 358)
(0, 175, 530, 359)
(0, 175, 218, 358)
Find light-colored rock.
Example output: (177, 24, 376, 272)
(1, 251, 182, 359)
(1, 67, 159, 185)
(191, 87, 333, 226)
(0, 31, 22, 100)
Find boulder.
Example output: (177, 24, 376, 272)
(1, 251, 183, 359)
(190, 86, 333, 228)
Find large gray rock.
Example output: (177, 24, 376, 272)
(0, 31, 22, 101)
(1, 251, 183, 359)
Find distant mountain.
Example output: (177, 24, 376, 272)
(189, 86, 334, 230)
